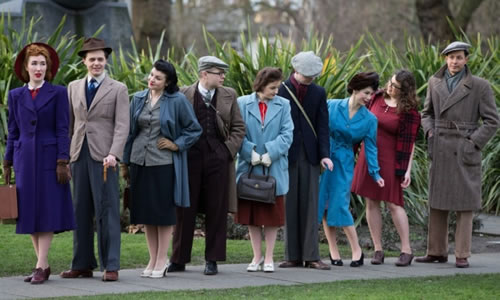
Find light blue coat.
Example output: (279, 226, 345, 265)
(318, 99, 381, 226)
(236, 93, 294, 196)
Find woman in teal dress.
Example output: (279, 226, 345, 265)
(318, 72, 385, 267)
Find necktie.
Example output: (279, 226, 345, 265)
(88, 78, 98, 96)
(203, 90, 211, 107)
(30, 88, 40, 99)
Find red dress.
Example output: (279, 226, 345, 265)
(351, 96, 404, 206)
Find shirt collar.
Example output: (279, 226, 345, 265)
(87, 72, 106, 85)
(198, 82, 214, 99)
(28, 81, 45, 90)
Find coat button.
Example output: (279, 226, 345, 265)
(31, 120, 36, 126)
(454, 152, 457, 155)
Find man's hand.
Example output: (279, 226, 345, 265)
(103, 154, 117, 168)
(320, 157, 333, 171)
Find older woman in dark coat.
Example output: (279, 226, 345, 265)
(3, 43, 75, 284)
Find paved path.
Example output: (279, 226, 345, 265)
(1, 253, 499, 299)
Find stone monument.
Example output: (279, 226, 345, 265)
(0, 0, 133, 54)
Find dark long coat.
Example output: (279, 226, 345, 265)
(4, 83, 75, 233)
(421, 65, 499, 211)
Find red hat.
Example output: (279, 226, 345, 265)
(14, 42, 60, 83)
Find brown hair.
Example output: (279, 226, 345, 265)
(384, 70, 418, 113)
(347, 72, 379, 94)
(253, 67, 283, 92)
(21, 44, 53, 82)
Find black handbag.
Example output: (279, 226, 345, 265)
(237, 165, 276, 204)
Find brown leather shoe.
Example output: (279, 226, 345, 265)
(456, 257, 469, 268)
(24, 269, 36, 282)
(30, 268, 49, 284)
(304, 260, 331, 270)
(371, 251, 385, 265)
(278, 260, 303, 268)
(415, 255, 448, 263)
(395, 253, 414, 267)
(60, 269, 93, 278)
(102, 270, 119, 281)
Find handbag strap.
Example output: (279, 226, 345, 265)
(282, 82, 317, 138)
(247, 165, 270, 180)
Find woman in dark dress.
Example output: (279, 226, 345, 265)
(351, 70, 420, 266)
(3, 43, 75, 284)
(122, 60, 201, 278)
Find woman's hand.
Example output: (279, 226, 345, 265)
(251, 150, 261, 166)
(400, 170, 411, 188)
(376, 177, 385, 188)
(320, 158, 333, 171)
(261, 153, 272, 167)
(157, 137, 179, 151)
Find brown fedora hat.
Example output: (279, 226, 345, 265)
(77, 37, 113, 57)
(14, 42, 60, 83)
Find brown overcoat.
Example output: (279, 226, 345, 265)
(421, 65, 499, 211)
(181, 82, 245, 212)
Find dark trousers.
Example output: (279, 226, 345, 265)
(171, 144, 229, 264)
(70, 139, 121, 271)
(284, 145, 321, 262)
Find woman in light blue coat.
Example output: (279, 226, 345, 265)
(236, 67, 294, 273)
(318, 72, 385, 268)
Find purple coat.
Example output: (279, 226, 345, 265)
(4, 82, 75, 234)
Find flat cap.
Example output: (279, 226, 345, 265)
(291, 51, 323, 77)
(441, 41, 471, 56)
(198, 56, 229, 72)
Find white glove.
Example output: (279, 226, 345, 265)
(261, 153, 272, 167)
(251, 150, 261, 166)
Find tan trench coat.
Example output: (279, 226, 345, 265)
(421, 65, 499, 211)
(181, 82, 245, 213)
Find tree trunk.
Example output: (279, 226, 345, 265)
(415, 0, 454, 43)
(132, 0, 171, 55)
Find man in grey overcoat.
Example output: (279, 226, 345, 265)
(60, 38, 130, 281)
(418, 41, 499, 268)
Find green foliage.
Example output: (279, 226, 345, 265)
(0, 15, 499, 222)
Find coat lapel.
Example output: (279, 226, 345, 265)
(246, 94, 262, 124)
(18, 86, 36, 113)
(33, 82, 57, 111)
(339, 99, 350, 123)
(88, 75, 112, 112)
(440, 68, 472, 115)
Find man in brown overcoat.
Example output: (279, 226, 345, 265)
(418, 41, 499, 268)
(167, 56, 245, 275)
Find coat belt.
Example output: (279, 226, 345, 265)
(435, 120, 478, 130)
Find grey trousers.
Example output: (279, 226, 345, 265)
(284, 145, 320, 262)
(70, 139, 121, 271)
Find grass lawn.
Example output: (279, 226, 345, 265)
(0, 224, 407, 277)
(64, 273, 500, 299)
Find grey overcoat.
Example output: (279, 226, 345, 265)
(421, 65, 499, 211)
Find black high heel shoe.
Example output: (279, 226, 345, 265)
(350, 252, 364, 267)
(329, 254, 343, 266)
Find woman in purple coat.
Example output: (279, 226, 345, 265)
(3, 43, 75, 284)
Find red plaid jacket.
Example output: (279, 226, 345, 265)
(369, 91, 421, 176)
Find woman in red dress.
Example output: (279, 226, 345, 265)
(351, 70, 420, 267)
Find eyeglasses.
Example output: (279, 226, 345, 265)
(206, 71, 226, 77)
(389, 81, 401, 89)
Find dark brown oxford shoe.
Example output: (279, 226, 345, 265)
(102, 270, 119, 281)
(60, 269, 93, 278)
(278, 260, 303, 268)
(304, 260, 331, 270)
(415, 255, 448, 263)
(455, 257, 470, 268)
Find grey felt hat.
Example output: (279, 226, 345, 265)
(198, 56, 229, 72)
(291, 51, 323, 77)
(441, 41, 471, 56)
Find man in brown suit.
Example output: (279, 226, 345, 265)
(419, 41, 499, 268)
(168, 56, 245, 275)
(60, 38, 130, 281)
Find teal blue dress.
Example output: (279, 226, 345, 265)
(318, 99, 381, 227)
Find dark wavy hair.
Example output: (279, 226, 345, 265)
(253, 67, 283, 92)
(384, 70, 418, 113)
(347, 72, 379, 94)
(153, 59, 179, 94)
